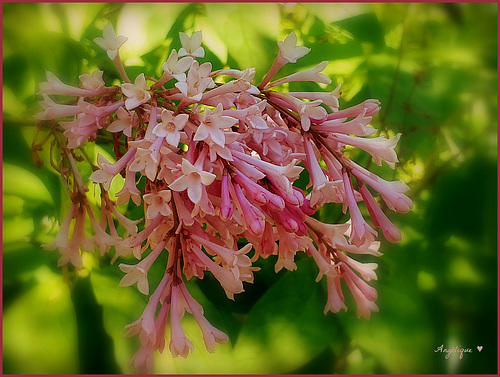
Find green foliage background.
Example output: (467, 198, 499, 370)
(2, 2, 497, 374)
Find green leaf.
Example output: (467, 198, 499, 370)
(231, 257, 342, 373)
(2, 267, 78, 374)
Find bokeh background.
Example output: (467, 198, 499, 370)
(2, 2, 497, 374)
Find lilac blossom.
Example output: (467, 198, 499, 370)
(36, 26, 412, 373)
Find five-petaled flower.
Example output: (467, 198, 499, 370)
(169, 158, 216, 203)
(121, 73, 151, 110)
(94, 23, 128, 60)
(178, 31, 205, 58)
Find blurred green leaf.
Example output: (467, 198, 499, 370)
(231, 258, 343, 373)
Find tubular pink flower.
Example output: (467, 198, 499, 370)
(334, 133, 401, 169)
(178, 284, 228, 353)
(232, 150, 303, 191)
(129, 146, 159, 182)
(79, 70, 115, 94)
(307, 242, 338, 282)
(175, 61, 214, 102)
(43, 202, 77, 251)
(288, 84, 341, 110)
(324, 274, 347, 314)
(90, 148, 136, 190)
(87, 206, 121, 255)
(359, 184, 402, 243)
(337, 253, 378, 285)
(342, 170, 377, 247)
(315, 110, 376, 137)
(116, 165, 142, 206)
(39, 71, 112, 97)
(258, 32, 310, 89)
(326, 99, 381, 120)
(349, 163, 413, 213)
(119, 240, 167, 295)
(220, 173, 234, 221)
(202, 77, 251, 101)
(34, 94, 83, 120)
(232, 183, 265, 237)
(303, 137, 342, 206)
(342, 265, 379, 319)
(233, 170, 285, 211)
(269, 61, 332, 88)
(269, 92, 327, 131)
(189, 237, 245, 299)
(161, 49, 194, 82)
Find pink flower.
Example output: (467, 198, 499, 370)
(324, 274, 347, 314)
(119, 240, 166, 294)
(326, 99, 381, 121)
(143, 190, 173, 219)
(334, 133, 402, 169)
(359, 184, 402, 243)
(193, 103, 237, 147)
(128, 145, 159, 182)
(89, 148, 136, 190)
(79, 70, 113, 93)
(121, 73, 151, 110)
(349, 162, 413, 213)
(258, 32, 310, 89)
(342, 265, 379, 319)
(153, 110, 189, 147)
(303, 137, 342, 206)
(115, 165, 142, 206)
(39, 71, 109, 97)
(175, 61, 215, 102)
(107, 107, 135, 137)
(169, 285, 194, 357)
(269, 61, 332, 88)
(169, 158, 216, 204)
(314, 110, 376, 137)
(342, 170, 377, 247)
(34, 94, 82, 120)
(179, 284, 228, 353)
(288, 84, 341, 110)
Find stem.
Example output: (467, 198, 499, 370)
(112, 53, 130, 83)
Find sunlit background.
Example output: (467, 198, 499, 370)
(2, 2, 497, 374)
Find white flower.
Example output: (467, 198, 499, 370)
(278, 32, 310, 63)
(79, 70, 106, 92)
(178, 31, 205, 58)
(93, 24, 128, 60)
(161, 49, 194, 82)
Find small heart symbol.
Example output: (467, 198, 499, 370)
(477, 346, 483, 352)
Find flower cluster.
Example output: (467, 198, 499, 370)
(35, 24, 412, 372)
